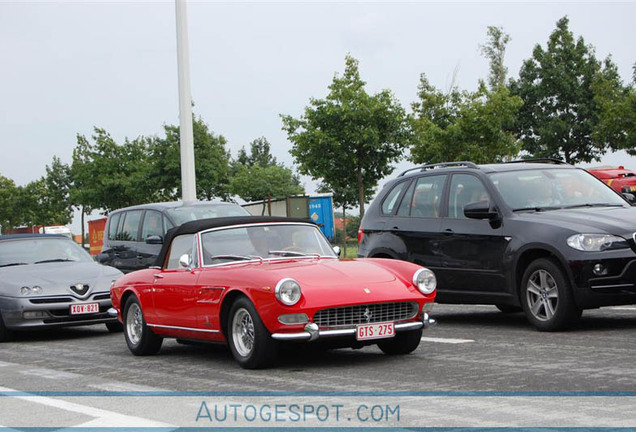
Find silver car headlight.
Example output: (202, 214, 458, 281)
(567, 234, 629, 252)
(413, 268, 436, 295)
(20, 285, 42, 296)
(275, 278, 302, 306)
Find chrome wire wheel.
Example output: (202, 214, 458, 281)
(526, 269, 559, 322)
(231, 308, 255, 357)
(126, 302, 143, 345)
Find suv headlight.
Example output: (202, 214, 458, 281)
(275, 278, 302, 306)
(567, 234, 629, 251)
(413, 268, 436, 294)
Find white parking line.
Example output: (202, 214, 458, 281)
(0, 386, 174, 427)
(421, 336, 475, 344)
(20, 368, 82, 380)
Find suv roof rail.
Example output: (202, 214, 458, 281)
(398, 161, 479, 177)
(504, 158, 569, 165)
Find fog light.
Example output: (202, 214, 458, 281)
(23, 311, 48, 319)
(593, 263, 608, 276)
(422, 302, 435, 313)
(278, 313, 309, 325)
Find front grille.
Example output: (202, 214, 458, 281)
(313, 302, 418, 328)
(93, 293, 111, 300)
(29, 297, 74, 304)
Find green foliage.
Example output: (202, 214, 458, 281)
(0, 174, 19, 233)
(480, 26, 511, 90)
(149, 116, 231, 201)
(229, 164, 304, 203)
(282, 55, 408, 218)
(40, 156, 73, 225)
(409, 77, 522, 164)
(235, 137, 278, 167)
(510, 16, 623, 163)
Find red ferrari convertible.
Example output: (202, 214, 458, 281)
(109, 216, 437, 369)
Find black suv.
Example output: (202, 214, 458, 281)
(358, 160, 636, 331)
(98, 201, 249, 273)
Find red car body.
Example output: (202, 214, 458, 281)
(587, 166, 636, 194)
(110, 216, 437, 368)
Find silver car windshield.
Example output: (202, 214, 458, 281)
(490, 168, 628, 211)
(200, 224, 336, 266)
(166, 204, 249, 225)
(0, 238, 93, 267)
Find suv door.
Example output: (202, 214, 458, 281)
(109, 210, 143, 273)
(436, 173, 507, 297)
(137, 210, 166, 269)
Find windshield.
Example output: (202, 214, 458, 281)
(0, 237, 93, 267)
(490, 168, 628, 211)
(200, 224, 336, 266)
(166, 204, 249, 225)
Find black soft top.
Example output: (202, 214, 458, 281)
(154, 216, 315, 267)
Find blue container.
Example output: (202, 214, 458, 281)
(308, 195, 335, 241)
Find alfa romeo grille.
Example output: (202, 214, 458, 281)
(313, 302, 418, 328)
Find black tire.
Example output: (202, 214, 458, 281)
(377, 328, 423, 355)
(495, 304, 522, 314)
(520, 258, 582, 331)
(105, 321, 123, 333)
(226, 297, 278, 369)
(0, 312, 13, 342)
(123, 296, 163, 355)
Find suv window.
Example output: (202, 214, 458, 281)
(381, 181, 409, 215)
(107, 213, 121, 241)
(448, 174, 490, 219)
(166, 234, 194, 269)
(119, 210, 143, 242)
(398, 175, 446, 218)
(141, 210, 164, 240)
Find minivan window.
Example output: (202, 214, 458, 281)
(448, 174, 490, 219)
(141, 210, 164, 240)
(381, 181, 409, 215)
(119, 210, 143, 242)
(398, 175, 446, 218)
(107, 213, 121, 241)
(166, 204, 249, 225)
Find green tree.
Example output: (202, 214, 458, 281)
(229, 164, 304, 203)
(235, 137, 278, 167)
(510, 16, 623, 163)
(42, 156, 73, 226)
(149, 116, 231, 201)
(0, 174, 19, 233)
(282, 55, 408, 219)
(480, 26, 511, 90)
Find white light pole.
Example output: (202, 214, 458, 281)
(175, 0, 197, 203)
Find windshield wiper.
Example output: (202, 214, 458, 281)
(208, 254, 261, 262)
(34, 259, 75, 264)
(268, 250, 322, 258)
(0, 262, 27, 268)
(512, 206, 562, 213)
(561, 203, 625, 209)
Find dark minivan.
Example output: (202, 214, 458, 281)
(358, 160, 636, 331)
(98, 201, 249, 273)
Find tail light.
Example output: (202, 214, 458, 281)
(357, 227, 364, 244)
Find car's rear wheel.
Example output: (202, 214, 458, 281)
(123, 297, 162, 355)
(0, 312, 13, 342)
(520, 258, 581, 331)
(105, 322, 123, 333)
(227, 297, 278, 369)
(377, 328, 423, 355)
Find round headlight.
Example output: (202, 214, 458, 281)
(413, 268, 436, 295)
(31, 286, 42, 294)
(21, 286, 31, 296)
(275, 278, 302, 306)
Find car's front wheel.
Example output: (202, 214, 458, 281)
(520, 258, 581, 331)
(123, 297, 163, 355)
(105, 322, 123, 333)
(227, 297, 278, 369)
(377, 328, 423, 355)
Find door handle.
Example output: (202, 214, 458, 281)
(443, 229, 454, 235)
(137, 255, 143, 260)
(153, 274, 164, 279)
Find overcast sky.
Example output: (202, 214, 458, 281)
(1, 1, 635, 226)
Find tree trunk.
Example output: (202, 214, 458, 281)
(80, 208, 85, 247)
(342, 206, 347, 258)
(357, 166, 365, 219)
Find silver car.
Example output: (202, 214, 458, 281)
(0, 234, 123, 341)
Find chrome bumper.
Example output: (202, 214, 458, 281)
(107, 308, 118, 317)
(271, 313, 436, 342)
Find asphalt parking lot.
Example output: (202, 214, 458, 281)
(1, 303, 636, 427)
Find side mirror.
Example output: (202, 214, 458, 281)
(179, 254, 192, 269)
(464, 200, 499, 220)
(145, 235, 163, 245)
(333, 246, 341, 257)
(621, 192, 636, 205)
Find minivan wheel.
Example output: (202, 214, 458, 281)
(520, 258, 581, 331)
